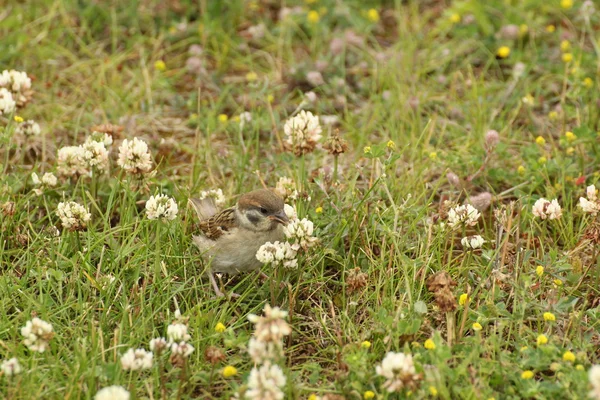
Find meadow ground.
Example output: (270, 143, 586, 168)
(1, 0, 600, 399)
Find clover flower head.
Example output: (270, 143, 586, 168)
(245, 363, 287, 400)
(120, 348, 153, 371)
(283, 110, 322, 156)
(145, 194, 178, 221)
(447, 204, 480, 228)
(56, 201, 91, 231)
(375, 352, 420, 393)
(117, 138, 153, 174)
(256, 241, 298, 269)
(20, 317, 54, 353)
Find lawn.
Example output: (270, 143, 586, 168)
(1, 0, 600, 399)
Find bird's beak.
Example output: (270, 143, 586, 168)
(269, 211, 290, 225)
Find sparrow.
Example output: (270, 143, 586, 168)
(188, 189, 289, 297)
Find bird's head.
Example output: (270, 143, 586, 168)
(237, 189, 289, 231)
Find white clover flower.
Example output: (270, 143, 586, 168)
(42, 172, 58, 187)
(587, 185, 598, 202)
(275, 177, 298, 200)
(15, 120, 40, 136)
(81, 138, 109, 173)
(375, 352, 418, 393)
(21, 317, 54, 353)
(0, 88, 16, 115)
(256, 241, 298, 269)
(0, 70, 31, 93)
(283, 204, 297, 221)
(283, 110, 322, 156)
(283, 218, 318, 250)
(145, 194, 179, 221)
(120, 348, 153, 371)
(248, 337, 284, 364)
(320, 115, 339, 126)
(0, 358, 22, 377)
(89, 131, 113, 146)
(57, 146, 88, 177)
(149, 337, 168, 353)
(167, 323, 191, 343)
(31, 172, 41, 186)
(532, 198, 562, 220)
(579, 198, 600, 215)
(199, 188, 226, 206)
(447, 204, 480, 228)
(56, 201, 91, 231)
(170, 341, 195, 358)
(461, 235, 485, 250)
(590, 365, 600, 400)
(247, 304, 291, 343)
(245, 364, 287, 400)
(117, 138, 153, 174)
(239, 111, 252, 127)
(95, 386, 130, 400)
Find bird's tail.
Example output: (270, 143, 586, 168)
(188, 197, 219, 221)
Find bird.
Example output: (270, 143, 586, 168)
(188, 189, 289, 297)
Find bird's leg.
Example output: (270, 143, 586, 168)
(208, 270, 225, 297)
(208, 271, 241, 299)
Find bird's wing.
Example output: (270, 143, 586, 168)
(197, 207, 237, 239)
(188, 197, 219, 220)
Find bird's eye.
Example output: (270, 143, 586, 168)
(259, 207, 268, 215)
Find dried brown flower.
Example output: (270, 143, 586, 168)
(90, 123, 124, 138)
(2, 201, 16, 217)
(324, 130, 349, 156)
(346, 267, 368, 293)
(426, 271, 457, 312)
(204, 346, 226, 365)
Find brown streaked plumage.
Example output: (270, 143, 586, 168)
(189, 189, 289, 297)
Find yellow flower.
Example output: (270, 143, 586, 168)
(367, 9, 380, 23)
(554, 278, 564, 286)
(565, 131, 576, 142)
(14, 115, 23, 123)
(537, 334, 548, 346)
(538, 156, 547, 164)
(584, 77, 594, 88)
(363, 146, 372, 154)
(554, 183, 562, 191)
(536, 266, 544, 276)
(459, 293, 468, 306)
(521, 370, 534, 379)
(429, 386, 438, 397)
(154, 60, 167, 71)
(222, 365, 237, 378)
(386, 140, 396, 149)
(535, 136, 546, 145)
(560, 0, 573, 9)
(246, 71, 258, 81)
(424, 339, 436, 350)
(496, 46, 511, 59)
(315, 207, 323, 214)
(267, 94, 274, 103)
(517, 165, 526, 175)
(307, 10, 320, 23)
(562, 53, 573, 63)
(308, 395, 318, 400)
(519, 24, 528, 35)
(361, 340, 371, 349)
(218, 114, 228, 123)
(546, 25, 555, 33)
(411, 341, 421, 348)
(215, 322, 226, 333)
(563, 351, 576, 362)
(549, 111, 559, 120)
(522, 94, 535, 106)
(472, 322, 483, 331)
(520, 346, 528, 352)
(576, 364, 584, 371)
(543, 312, 556, 322)
(560, 40, 570, 52)
(168, 26, 177, 34)
(429, 152, 437, 160)
(364, 391, 375, 399)
(450, 13, 461, 23)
